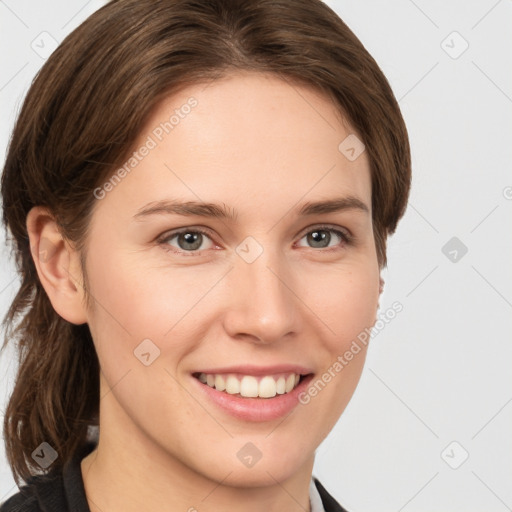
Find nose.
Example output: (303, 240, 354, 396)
(222, 245, 301, 345)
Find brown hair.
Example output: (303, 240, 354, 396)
(0, 0, 411, 486)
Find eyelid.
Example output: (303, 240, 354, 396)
(296, 223, 353, 242)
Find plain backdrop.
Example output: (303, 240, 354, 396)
(1, 1, 511, 511)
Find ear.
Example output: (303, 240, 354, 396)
(26, 206, 88, 325)
(374, 275, 385, 325)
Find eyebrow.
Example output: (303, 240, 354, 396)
(133, 196, 369, 222)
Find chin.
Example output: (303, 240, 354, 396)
(211, 442, 313, 488)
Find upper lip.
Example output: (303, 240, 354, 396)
(192, 364, 314, 376)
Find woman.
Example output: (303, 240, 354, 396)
(0, 0, 411, 510)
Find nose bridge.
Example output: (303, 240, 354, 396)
(224, 237, 298, 343)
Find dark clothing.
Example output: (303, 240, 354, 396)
(0, 441, 347, 511)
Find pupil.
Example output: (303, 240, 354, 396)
(179, 232, 202, 250)
(309, 230, 329, 248)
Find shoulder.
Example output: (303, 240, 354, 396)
(0, 490, 39, 512)
(313, 477, 350, 512)
(0, 470, 66, 512)
(0, 439, 97, 512)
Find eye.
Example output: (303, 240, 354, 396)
(157, 224, 352, 256)
(296, 225, 352, 251)
(158, 227, 216, 255)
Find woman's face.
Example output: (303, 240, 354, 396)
(82, 71, 380, 486)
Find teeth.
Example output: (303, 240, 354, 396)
(259, 376, 277, 398)
(276, 376, 286, 394)
(225, 375, 240, 394)
(197, 372, 303, 398)
(240, 376, 259, 397)
(214, 374, 226, 391)
(285, 374, 295, 393)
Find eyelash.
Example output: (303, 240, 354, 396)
(157, 224, 353, 256)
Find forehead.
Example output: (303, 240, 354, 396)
(92, 71, 371, 223)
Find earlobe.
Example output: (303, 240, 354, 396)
(26, 206, 88, 325)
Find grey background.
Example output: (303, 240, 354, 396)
(1, 1, 511, 510)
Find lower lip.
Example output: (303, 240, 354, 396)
(192, 373, 315, 422)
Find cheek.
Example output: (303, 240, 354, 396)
(84, 250, 222, 394)
(297, 267, 378, 431)
(85, 247, 205, 338)
(305, 262, 379, 350)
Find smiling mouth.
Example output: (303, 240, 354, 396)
(192, 371, 311, 399)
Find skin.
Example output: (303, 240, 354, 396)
(27, 71, 382, 512)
